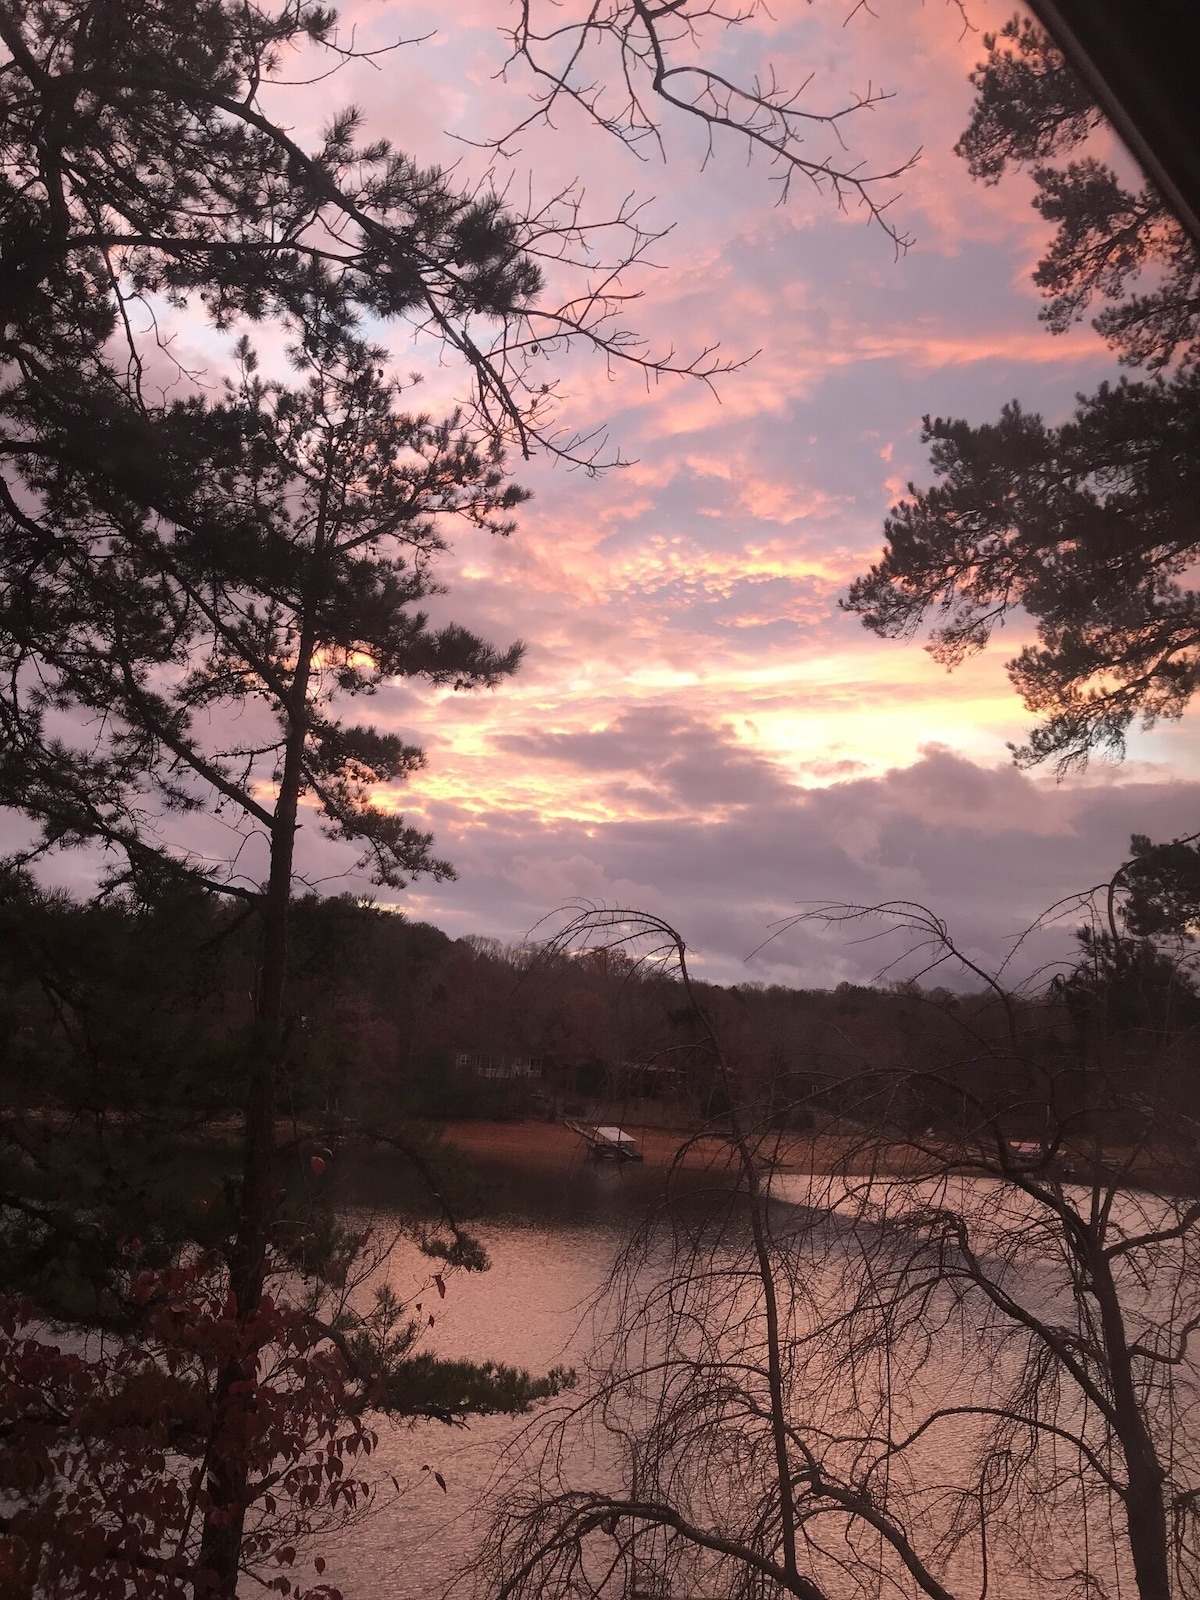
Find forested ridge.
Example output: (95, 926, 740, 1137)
(5, 878, 1197, 1141)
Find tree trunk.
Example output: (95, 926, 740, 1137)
(678, 945, 801, 1587)
(1090, 1249, 1173, 1600)
(195, 635, 317, 1597)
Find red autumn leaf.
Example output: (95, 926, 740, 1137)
(309, 1156, 326, 1176)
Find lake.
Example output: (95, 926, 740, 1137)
(318, 1144, 700, 1600)
(313, 1138, 1154, 1600)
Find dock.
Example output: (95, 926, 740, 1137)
(564, 1119, 644, 1162)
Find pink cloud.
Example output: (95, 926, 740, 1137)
(26, 0, 1200, 979)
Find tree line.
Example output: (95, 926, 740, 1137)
(5, 863, 1198, 1140)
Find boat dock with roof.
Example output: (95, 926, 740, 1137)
(564, 1119, 644, 1162)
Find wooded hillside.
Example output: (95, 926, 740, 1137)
(6, 876, 1194, 1144)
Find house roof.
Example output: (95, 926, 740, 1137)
(1027, 0, 1200, 246)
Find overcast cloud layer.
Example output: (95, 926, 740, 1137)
(26, 0, 1200, 987)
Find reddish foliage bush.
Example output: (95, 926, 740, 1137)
(0, 1266, 375, 1599)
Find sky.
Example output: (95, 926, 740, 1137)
(26, 0, 1200, 989)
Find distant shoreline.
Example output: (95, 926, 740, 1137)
(438, 1119, 1183, 1189)
(442, 1119, 714, 1170)
(439, 1118, 927, 1177)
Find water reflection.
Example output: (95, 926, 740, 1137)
(318, 1234, 622, 1596)
(330, 1139, 734, 1229)
(314, 1143, 1121, 1600)
(314, 1140, 704, 1599)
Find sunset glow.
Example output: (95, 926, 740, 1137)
(218, 0, 1197, 987)
(33, 0, 1200, 985)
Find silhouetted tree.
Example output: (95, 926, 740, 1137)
(846, 373, 1200, 769)
(1123, 833, 1200, 940)
(844, 14, 1200, 772)
(0, 872, 573, 1599)
(954, 15, 1199, 372)
(483, 905, 1200, 1600)
(0, 6, 941, 1588)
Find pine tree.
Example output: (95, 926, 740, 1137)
(846, 370, 1200, 769)
(0, 323, 533, 1591)
(2, 9, 541, 1581)
(0, 3, 932, 1589)
(843, 14, 1200, 771)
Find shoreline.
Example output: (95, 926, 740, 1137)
(437, 1118, 1185, 1189)
(442, 1118, 717, 1170)
(438, 1118, 926, 1177)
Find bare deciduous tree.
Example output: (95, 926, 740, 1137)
(494, 1, 922, 248)
(481, 903, 1200, 1600)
